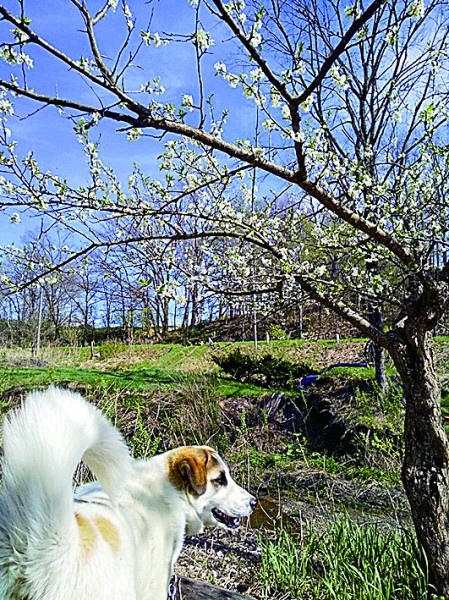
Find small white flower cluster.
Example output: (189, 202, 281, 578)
(214, 60, 271, 109)
(250, 68, 263, 82)
(123, 3, 134, 30)
(0, 178, 17, 195)
(75, 56, 101, 74)
(330, 65, 349, 90)
(385, 25, 399, 46)
(181, 95, 195, 112)
(249, 19, 262, 48)
(300, 95, 313, 112)
(9, 212, 21, 223)
(127, 128, 142, 142)
(224, 0, 247, 26)
(194, 29, 214, 52)
(407, 0, 425, 19)
(0, 98, 14, 116)
(140, 31, 169, 47)
(140, 77, 166, 95)
(344, 3, 360, 18)
(0, 48, 33, 68)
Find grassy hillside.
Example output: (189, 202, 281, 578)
(0, 337, 371, 391)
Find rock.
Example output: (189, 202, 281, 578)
(179, 576, 254, 599)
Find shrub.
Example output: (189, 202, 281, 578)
(268, 324, 289, 340)
(212, 347, 314, 389)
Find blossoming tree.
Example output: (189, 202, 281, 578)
(1, 0, 449, 593)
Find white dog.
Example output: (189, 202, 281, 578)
(0, 387, 256, 600)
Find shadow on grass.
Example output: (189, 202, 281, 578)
(0, 366, 179, 392)
(100, 368, 175, 388)
(0, 366, 268, 400)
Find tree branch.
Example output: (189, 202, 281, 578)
(292, 0, 386, 107)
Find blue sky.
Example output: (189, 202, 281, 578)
(0, 0, 258, 244)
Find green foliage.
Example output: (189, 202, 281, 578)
(259, 519, 436, 599)
(211, 347, 314, 389)
(267, 324, 290, 340)
(212, 348, 256, 381)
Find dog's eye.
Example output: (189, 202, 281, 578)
(212, 472, 227, 487)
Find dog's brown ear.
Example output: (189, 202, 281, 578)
(169, 447, 211, 496)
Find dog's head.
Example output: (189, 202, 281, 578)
(167, 446, 256, 534)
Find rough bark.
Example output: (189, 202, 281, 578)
(390, 325, 449, 597)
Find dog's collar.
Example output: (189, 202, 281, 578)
(168, 574, 179, 600)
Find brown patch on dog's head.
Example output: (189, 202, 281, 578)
(168, 446, 219, 496)
(75, 513, 97, 560)
(94, 516, 120, 555)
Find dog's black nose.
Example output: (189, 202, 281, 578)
(250, 497, 257, 510)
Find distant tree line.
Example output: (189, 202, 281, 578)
(0, 228, 293, 348)
(1, 227, 384, 349)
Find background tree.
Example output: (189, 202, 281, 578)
(1, 0, 449, 593)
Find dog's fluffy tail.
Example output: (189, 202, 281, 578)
(0, 386, 133, 546)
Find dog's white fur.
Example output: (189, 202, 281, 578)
(0, 387, 256, 600)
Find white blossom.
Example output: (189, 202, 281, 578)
(262, 118, 276, 131)
(214, 61, 227, 74)
(250, 68, 263, 82)
(407, 0, 425, 19)
(182, 95, 195, 111)
(281, 104, 291, 120)
(386, 26, 399, 46)
(127, 128, 142, 142)
(291, 130, 305, 143)
(153, 33, 163, 47)
(195, 30, 214, 51)
(0, 98, 14, 115)
(270, 89, 281, 107)
(345, 3, 360, 18)
(294, 61, 306, 75)
(330, 65, 349, 90)
(300, 95, 313, 112)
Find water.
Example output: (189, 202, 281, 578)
(250, 497, 300, 532)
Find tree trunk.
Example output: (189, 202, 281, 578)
(390, 328, 449, 597)
(190, 283, 199, 328)
(162, 299, 170, 333)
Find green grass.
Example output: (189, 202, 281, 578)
(259, 518, 440, 599)
(0, 364, 265, 398)
(0, 366, 110, 392)
(1, 341, 303, 398)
